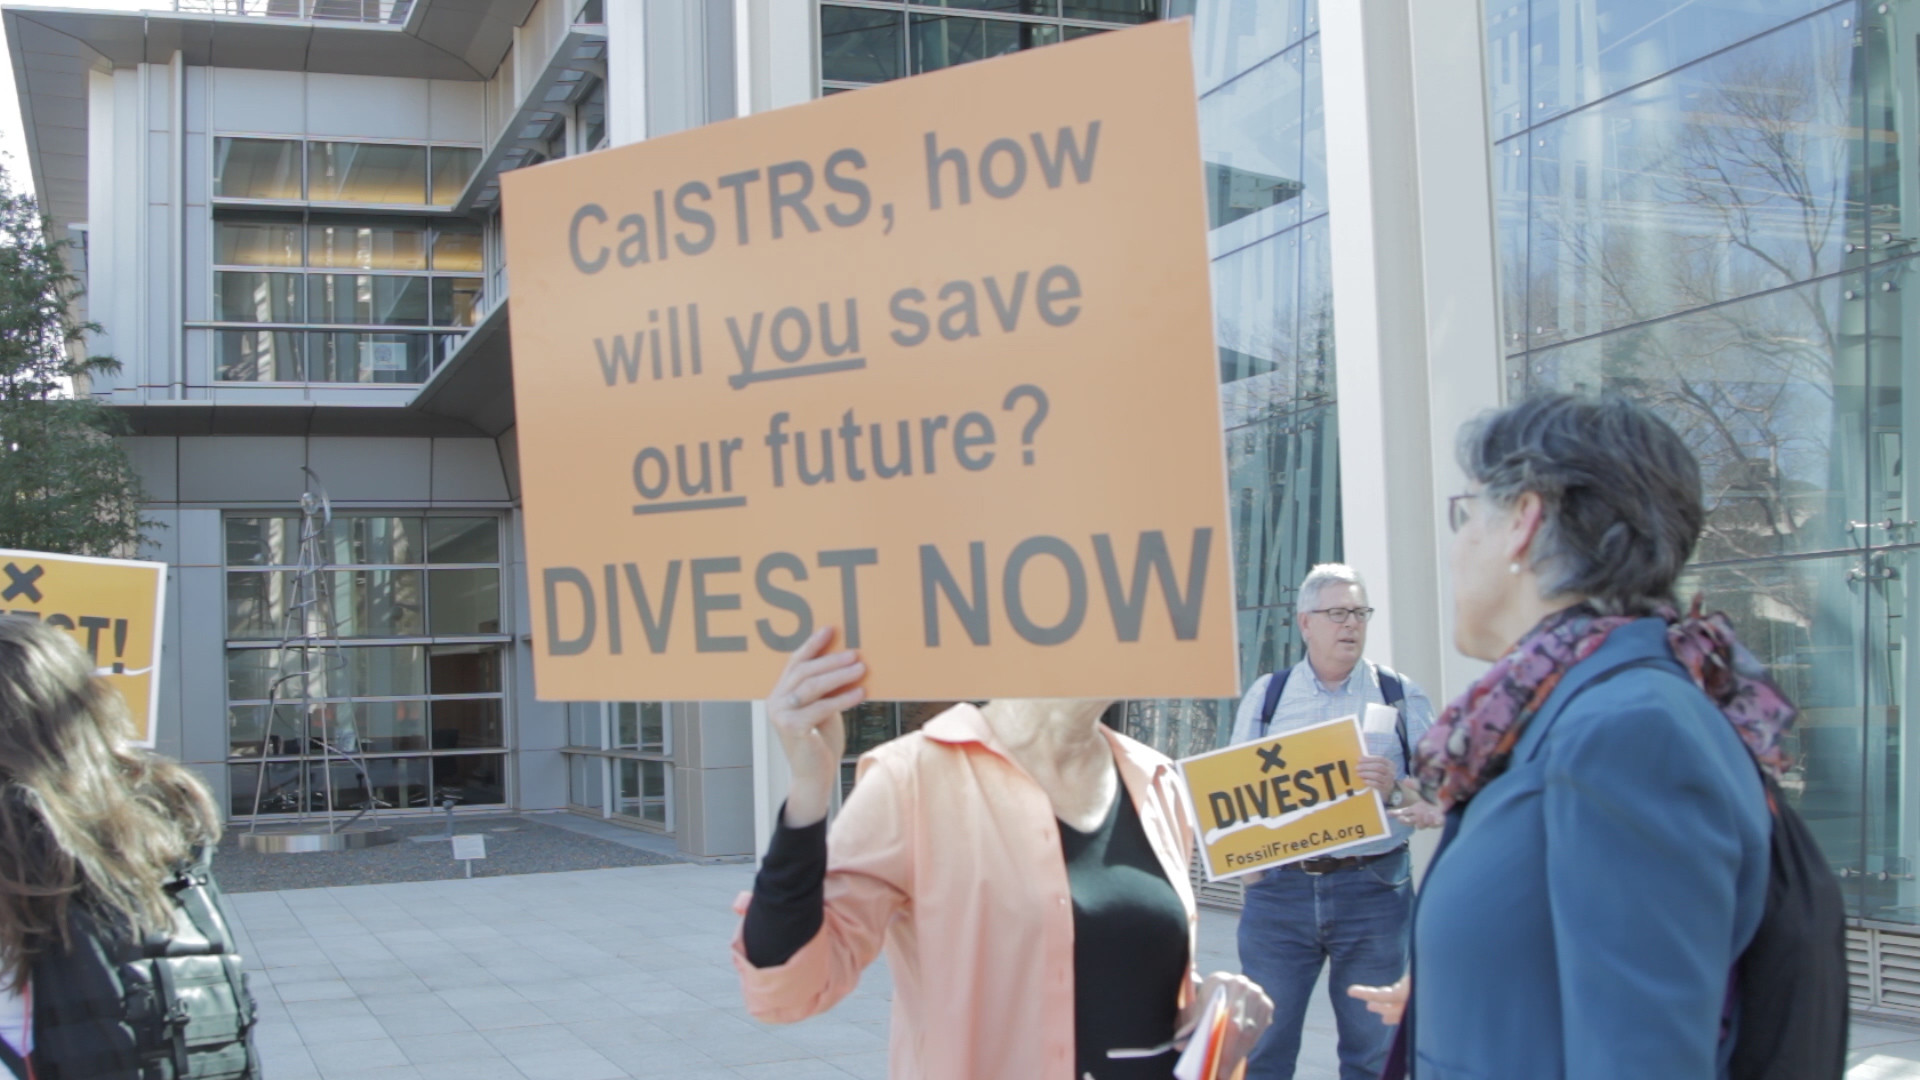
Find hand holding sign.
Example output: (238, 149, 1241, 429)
(0, 549, 166, 746)
(1179, 715, 1392, 881)
(767, 627, 865, 828)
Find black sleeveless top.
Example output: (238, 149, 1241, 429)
(1060, 775, 1190, 1079)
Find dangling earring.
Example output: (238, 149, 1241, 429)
(1508, 562, 1522, 575)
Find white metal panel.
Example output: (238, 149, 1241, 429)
(428, 78, 486, 142)
(206, 66, 306, 135)
(307, 71, 431, 139)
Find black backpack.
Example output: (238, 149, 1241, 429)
(13, 847, 259, 1080)
(1532, 658, 1849, 1080)
(1729, 766, 1849, 1080)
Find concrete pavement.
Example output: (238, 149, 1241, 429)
(226, 861, 1920, 1080)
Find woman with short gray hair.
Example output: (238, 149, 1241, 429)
(1349, 394, 1801, 1079)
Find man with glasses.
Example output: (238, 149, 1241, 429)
(1227, 563, 1436, 1080)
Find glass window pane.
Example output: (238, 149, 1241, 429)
(568, 703, 603, 748)
(226, 516, 302, 567)
(569, 753, 604, 809)
(1867, 546, 1920, 924)
(330, 568, 426, 637)
(430, 643, 504, 695)
(1300, 38, 1324, 220)
(309, 141, 429, 204)
(431, 277, 484, 327)
(822, 6, 905, 83)
(227, 570, 296, 639)
(843, 701, 898, 756)
(429, 146, 482, 206)
(1529, 0, 1834, 124)
(430, 225, 483, 272)
(307, 221, 428, 270)
(426, 518, 499, 564)
(356, 700, 429, 752)
(1678, 555, 1864, 915)
(215, 217, 303, 266)
(329, 516, 424, 565)
(909, 0, 1057, 12)
(305, 331, 433, 383)
(214, 137, 302, 199)
(615, 758, 667, 824)
(434, 753, 505, 806)
(216, 330, 304, 382)
(1199, 46, 1304, 247)
(611, 702, 666, 752)
(1485, 1, 1525, 139)
(578, 80, 608, 151)
(911, 14, 1059, 73)
(307, 273, 430, 326)
(1062, 0, 1154, 22)
(1062, 25, 1105, 39)
(427, 568, 501, 635)
(231, 646, 425, 700)
(1212, 230, 1299, 394)
(364, 756, 435, 810)
(1526, 14, 1863, 346)
(214, 271, 303, 323)
(230, 761, 305, 817)
(1227, 405, 1340, 612)
(227, 703, 306, 758)
(1192, 0, 1304, 92)
(431, 698, 504, 749)
(1526, 273, 1860, 562)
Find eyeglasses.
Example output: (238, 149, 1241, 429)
(1447, 492, 1482, 533)
(1310, 607, 1375, 624)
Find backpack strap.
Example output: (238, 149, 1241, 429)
(1257, 668, 1291, 738)
(1376, 665, 1413, 766)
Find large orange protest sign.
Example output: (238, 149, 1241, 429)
(0, 549, 166, 745)
(1180, 716, 1391, 881)
(502, 21, 1234, 701)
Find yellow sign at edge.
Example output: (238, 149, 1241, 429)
(1178, 714, 1391, 881)
(0, 549, 166, 746)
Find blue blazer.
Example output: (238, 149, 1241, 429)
(1411, 618, 1770, 1080)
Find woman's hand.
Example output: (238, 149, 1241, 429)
(767, 627, 865, 828)
(1390, 779, 1446, 829)
(1346, 975, 1409, 1026)
(1179, 971, 1273, 1072)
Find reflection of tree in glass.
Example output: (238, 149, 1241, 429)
(1534, 48, 1860, 564)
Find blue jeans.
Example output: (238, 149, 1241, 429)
(1236, 848, 1412, 1080)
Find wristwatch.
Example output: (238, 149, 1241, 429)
(1386, 785, 1407, 809)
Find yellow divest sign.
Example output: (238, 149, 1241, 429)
(0, 549, 166, 746)
(1180, 715, 1391, 881)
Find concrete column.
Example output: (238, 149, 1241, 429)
(605, 0, 646, 144)
(735, 0, 814, 116)
(1320, 0, 1505, 707)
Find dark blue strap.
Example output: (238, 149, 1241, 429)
(1378, 667, 1412, 765)
(1257, 668, 1291, 737)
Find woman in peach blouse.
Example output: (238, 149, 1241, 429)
(731, 628, 1272, 1080)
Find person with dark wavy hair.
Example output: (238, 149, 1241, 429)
(0, 615, 256, 1079)
(1348, 394, 1784, 1079)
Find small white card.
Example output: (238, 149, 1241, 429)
(451, 834, 487, 861)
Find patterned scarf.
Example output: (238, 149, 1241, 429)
(1412, 597, 1797, 811)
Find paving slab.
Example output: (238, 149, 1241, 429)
(225, 862, 1920, 1079)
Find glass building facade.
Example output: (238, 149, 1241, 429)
(1492, 0, 1920, 1010)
